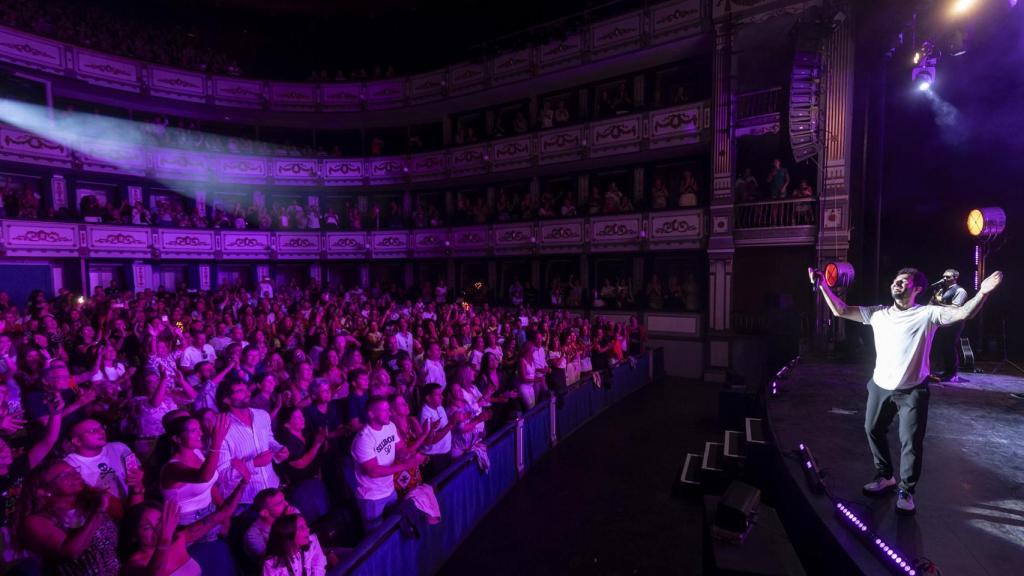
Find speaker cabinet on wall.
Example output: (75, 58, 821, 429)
(788, 51, 821, 163)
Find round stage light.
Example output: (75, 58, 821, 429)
(824, 262, 856, 289)
(966, 207, 1006, 238)
(951, 0, 979, 16)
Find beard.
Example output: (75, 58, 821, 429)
(891, 288, 915, 306)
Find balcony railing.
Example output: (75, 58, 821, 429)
(0, 209, 705, 260)
(0, 101, 710, 187)
(734, 198, 816, 229)
(0, 0, 703, 111)
(736, 87, 783, 121)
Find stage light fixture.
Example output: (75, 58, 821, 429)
(912, 42, 938, 93)
(835, 502, 919, 575)
(967, 207, 1005, 291)
(797, 443, 825, 494)
(823, 261, 856, 290)
(967, 207, 1006, 239)
(950, 0, 979, 16)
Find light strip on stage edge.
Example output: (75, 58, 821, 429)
(835, 502, 917, 575)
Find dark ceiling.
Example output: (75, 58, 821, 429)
(96, 0, 642, 79)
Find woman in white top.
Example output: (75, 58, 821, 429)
(156, 414, 234, 533)
(91, 344, 135, 402)
(518, 341, 539, 410)
(451, 365, 487, 434)
(263, 514, 328, 576)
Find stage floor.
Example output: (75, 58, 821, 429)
(769, 360, 1024, 575)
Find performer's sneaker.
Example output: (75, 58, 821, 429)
(1012, 392, 1024, 400)
(896, 489, 916, 515)
(863, 475, 897, 496)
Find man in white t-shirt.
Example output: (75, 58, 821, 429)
(812, 266, 1002, 515)
(179, 329, 217, 374)
(351, 395, 425, 531)
(419, 383, 456, 480)
(394, 319, 414, 357)
(65, 419, 144, 507)
(420, 342, 447, 389)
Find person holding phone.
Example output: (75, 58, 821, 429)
(64, 419, 145, 517)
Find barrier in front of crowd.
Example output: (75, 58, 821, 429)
(332, 350, 656, 576)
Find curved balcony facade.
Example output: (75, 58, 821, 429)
(0, 1, 703, 112)
(0, 101, 709, 186)
(0, 208, 705, 260)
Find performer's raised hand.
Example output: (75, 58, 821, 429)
(807, 267, 821, 286)
(979, 271, 1003, 295)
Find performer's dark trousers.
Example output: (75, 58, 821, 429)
(935, 321, 965, 378)
(864, 379, 930, 493)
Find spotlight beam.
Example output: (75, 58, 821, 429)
(0, 98, 301, 201)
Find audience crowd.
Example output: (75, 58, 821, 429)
(0, 281, 647, 575)
(0, 0, 240, 75)
(4, 176, 706, 231)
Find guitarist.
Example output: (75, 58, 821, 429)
(930, 269, 969, 382)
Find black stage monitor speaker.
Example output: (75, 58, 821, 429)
(716, 481, 762, 533)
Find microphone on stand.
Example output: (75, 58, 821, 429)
(929, 279, 945, 288)
(812, 270, 822, 294)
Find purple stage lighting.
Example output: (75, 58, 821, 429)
(836, 502, 918, 575)
(797, 443, 824, 494)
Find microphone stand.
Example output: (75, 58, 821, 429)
(991, 317, 1024, 376)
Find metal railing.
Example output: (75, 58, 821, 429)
(736, 87, 783, 120)
(734, 197, 816, 229)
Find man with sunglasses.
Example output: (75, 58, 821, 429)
(930, 269, 969, 383)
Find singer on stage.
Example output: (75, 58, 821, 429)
(930, 269, 969, 382)
(809, 266, 1003, 515)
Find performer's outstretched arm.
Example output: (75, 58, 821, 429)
(938, 271, 1003, 325)
(808, 267, 863, 322)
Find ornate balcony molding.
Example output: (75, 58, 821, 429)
(0, 209, 706, 260)
(0, 0, 704, 111)
(0, 102, 710, 187)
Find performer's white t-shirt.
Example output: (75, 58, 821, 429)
(859, 304, 942, 390)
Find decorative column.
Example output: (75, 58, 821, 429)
(255, 265, 271, 287)
(194, 190, 207, 218)
(706, 18, 738, 380)
(488, 261, 498, 296)
(126, 185, 142, 207)
(404, 263, 415, 290)
(632, 167, 645, 205)
(403, 188, 413, 220)
(309, 263, 322, 288)
(359, 264, 370, 289)
(131, 261, 153, 293)
(816, 18, 855, 344)
(197, 264, 212, 291)
(50, 174, 68, 211)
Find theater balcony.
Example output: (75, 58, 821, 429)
(733, 198, 817, 247)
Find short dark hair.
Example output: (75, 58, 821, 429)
(216, 378, 246, 407)
(253, 488, 282, 512)
(347, 367, 368, 384)
(366, 395, 389, 410)
(422, 383, 443, 397)
(897, 268, 929, 300)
